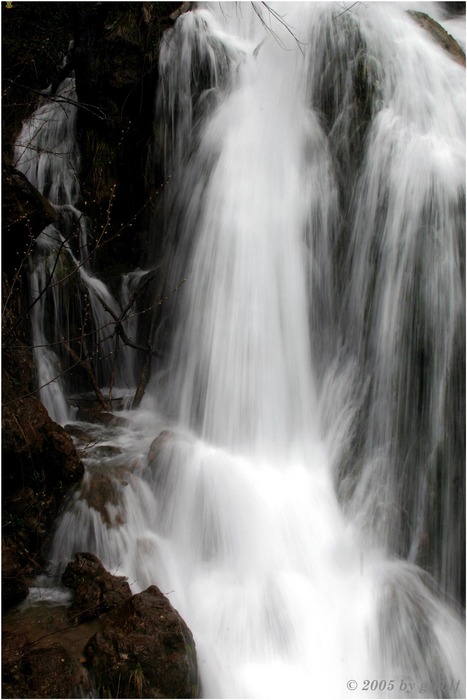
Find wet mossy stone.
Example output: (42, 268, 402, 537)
(86, 584, 200, 698)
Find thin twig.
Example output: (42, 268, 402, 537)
(62, 341, 109, 410)
(255, 2, 307, 53)
(333, 2, 360, 20)
(3, 228, 79, 343)
(5, 79, 107, 120)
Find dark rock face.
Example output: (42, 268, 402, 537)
(1, 396, 84, 608)
(86, 585, 200, 698)
(71, 2, 184, 283)
(2, 342, 84, 609)
(2, 383, 84, 502)
(62, 552, 132, 624)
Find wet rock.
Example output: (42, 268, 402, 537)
(59, 555, 200, 697)
(62, 552, 132, 624)
(2, 365, 84, 609)
(86, 585, 200, 698)
(64, 424, 93, 442)
(148, 429, 177, 465)
(77, 471, 129, 526)
(310, 12, 381, 200)
(2, 393, 84, 497)
(72, 2, 184, 280)
(408, 11, 466, 66)
(91, 444, 123, 457)
(2, 631, 78, 699)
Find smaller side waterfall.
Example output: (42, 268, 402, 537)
(14, 77, 136, 423)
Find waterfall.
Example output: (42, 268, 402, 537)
(44, 3, 464, 698)
(15, 77, 135, 424)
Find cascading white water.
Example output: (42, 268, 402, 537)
(46, 3, 464, 698)
(332, 3, 465, 604)
(15, 77, 135, 424)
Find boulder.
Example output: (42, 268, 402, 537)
(148, 429, 176, 467)
(3, 554, 201, 698)
(86, 585, 200, 698)
(78, 473, 121, 526)
(2, 388, 84, 500)
(62, 552, 132, 624)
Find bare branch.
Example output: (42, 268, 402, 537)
(333, 2, 361, 20)
(62, 341, 109, 410)
(5, 79, 107, 121)
(250, 2, 307, 54)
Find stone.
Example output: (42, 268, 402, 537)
(76, 470, 130, 527)
(62, 552, 132, 624)
(2, 391, 84, 497)
(86, 585, 200, 698)
(148, 429, 176, 466)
